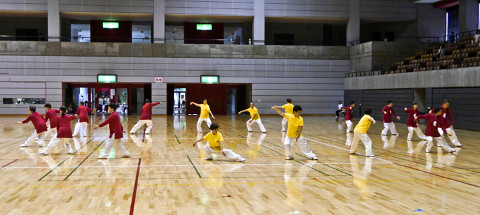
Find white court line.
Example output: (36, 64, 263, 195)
(0, 162, 393, 169)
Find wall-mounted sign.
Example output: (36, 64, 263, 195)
(200, 75, 219, 84)
(103, 22, 119, 29)
(97, 74, 117, 83)
(197, 24, 212, 31)
(155, 77, 163, 83)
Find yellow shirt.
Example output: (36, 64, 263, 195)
(204, 132, 224, 151)
(354, 114, 374, 134)
(282, 103, 294, 114)
(247, 107, 260, 120)
(200, 104, 210, 119)
(285, 113, 303, 138)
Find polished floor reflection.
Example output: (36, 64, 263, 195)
(0, 114, 479, 214)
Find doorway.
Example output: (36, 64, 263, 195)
(63, 83, 151, 115)
(166, 83, 251, 115)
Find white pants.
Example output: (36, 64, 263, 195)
(425, 136, 453, 153)
(345, 120, 353, 132)
(346, 132, 352, 146)
(407, 126, 426, 140)
(382, 122, 398, 135)
(25, 130, 45, 146)
(73, 122, 88, 137)
(438, 127, 461, 147)
(246, 119, 266, 132)
(43, 138, 73, 153)
(281, 117, 288, 131)
(284, 136, 316, 159)
(350, 132, 373, 156)
(197, 118, 212, 133)
(44, 125, 57, 140)
(130, 120, 153, 134)
(100, 135, 130, 157)
(203, 144, 243, 161)
(381, 135, 398, 149)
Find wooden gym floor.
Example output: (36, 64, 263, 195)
(0, 114, 479, 214)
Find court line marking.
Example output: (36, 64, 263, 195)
(187, 155, 202, 178)
(129, 158, 141, 215)
(0, 155, 26, 169)
(63, 139, 106, 181)
(174, 135, 181, 144)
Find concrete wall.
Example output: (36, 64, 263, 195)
(344, 67, 480, 90)
(360, 0, 417, 21)
(59, 0, 154, 13)
(0, 42, 349, 115)
(360, 20, 418, 42)
(349, 41, 437, 73)
(417, 4, 446, 38)
(0, 0, 47, 11)
(264, 0, 349, 18)
(165, 0, 254, 16)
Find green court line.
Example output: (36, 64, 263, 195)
(174, 135, 181, 144)
(322, 164, 352, 176)
(187, 155, 202, 178)
(63, 139, 107, 181)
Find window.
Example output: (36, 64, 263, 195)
(3, 98, 45, 104)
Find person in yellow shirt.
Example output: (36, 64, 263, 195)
(238, 102, 267, 133)
(190, 98, 215, 133)
(272, 105, 317, 160)
(193, 123, 245, 162)
(350, 109, 376, 157)
(276, 98, 294, 131)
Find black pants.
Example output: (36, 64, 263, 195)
(336, 110, 343, 117)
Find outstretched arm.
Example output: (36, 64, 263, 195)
(271, 106, 285, 117)
(193, 137, 203, 146)
(238, 109, 248, 114)
(190, 102, 201, 107)
(209, 109, 215, 119)
(369, 117, 376, 124)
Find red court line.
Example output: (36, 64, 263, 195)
(129, 158, 142, 215)
(0, 159, 20, 169)
(391, 161, 480, 188)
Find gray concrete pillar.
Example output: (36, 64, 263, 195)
(459, 0, 479, 33)
(253, 0, 265, 45)
(413, 88, 427, 113)
(48, 0, 60, 42)
(347, 0, 360, 46)
(154, 0, 166, 43)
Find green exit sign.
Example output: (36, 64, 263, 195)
(98, 75, 117, 83)
(103, 22, 119, 29)
(197, 24, 212, 31)
(201, 76, 219, 84)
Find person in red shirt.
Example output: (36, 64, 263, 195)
(40, 106, 78, 155)
(95, 103, 130, 159)
(129, 99, 161, 134)
(73, 102, 93, 138)
(43, 103, 61, 145)
(404, 102, 426, 141)
(16, 106, 48, 147)
(343, 101, 356, 133)
(437, 99, 461, 147)
(381, 100, 400, 136)
(416, 108, 455, 153)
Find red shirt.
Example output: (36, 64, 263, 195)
(382, 106, 397, 123)
(344, 105, 353, 121)
(437, 106, 453, 129)
(76, 106, 93, 123)
(99, 112, 123, 139)
(22, 112, 47, 133)
(56, 115, 77, 138)
(404, 108, 420, 127)
(417, 113, 440, 137)
(44, 109, 60, 128)
(140, 102, 160, 120)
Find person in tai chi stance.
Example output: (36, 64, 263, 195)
(349, 109, 376, 157)
(17, 106, 48, 147)
(238, 102, 267, 133)
(130, 99, 161, 134)
(276, 98, 294, 131)
(190, 98, 215, 133)
(95, 103, 131, 159)
(381, 100, 400, 136)
(272, 105, 317, 160)
(404, 102, 426, 141)
(193, 123, 245, 162)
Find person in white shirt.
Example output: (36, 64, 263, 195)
(335, 101, 344, 119)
